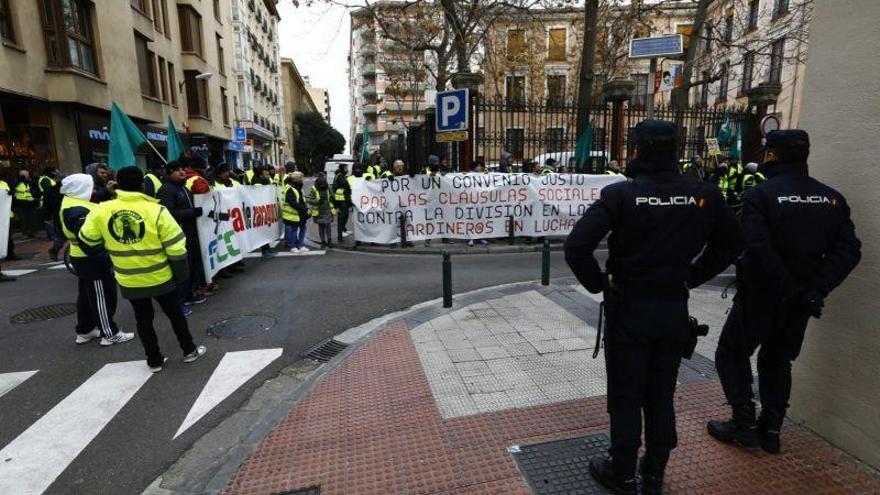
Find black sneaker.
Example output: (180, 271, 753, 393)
(588, 457, 637, 495)
(758, 428, 781, 454)
(707, 418, 759, 449)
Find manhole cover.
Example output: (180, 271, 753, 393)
(511, 433, 612, 494)
(11, 303, 77, 324)
(207, 315, 276, 338)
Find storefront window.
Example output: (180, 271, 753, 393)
(0, 100, 57, 176)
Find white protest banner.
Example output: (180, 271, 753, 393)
(0, 191, 10, 259)
(352, 173, 625, 244)
(195, 185, 283, 283)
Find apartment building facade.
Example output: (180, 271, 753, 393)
(304, 81, 330, 124)
(349, 4, 437, 154)
(280, 57, 319, 163)
(688, 0, 810, 128)
(0, 0, 238, 176)
(230, 0, 284, 169)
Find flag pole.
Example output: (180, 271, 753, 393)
(143, 137, 168, 165)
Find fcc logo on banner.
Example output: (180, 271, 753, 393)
(436, 89, 469, 132)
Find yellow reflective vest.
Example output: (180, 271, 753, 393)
(0, 180, 12, 218)
(281, 184, 302, 222)
(144, 172, 163, 197)
(309, 186, 337, 217)
(38, 175, 57, 207)
(245, 169, 256, 185)
(78, 190, 188, 298)
(14, 181, 35, 202)
(59, 196, 96, 258)
(214, 179, 242, 189)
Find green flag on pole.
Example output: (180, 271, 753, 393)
(574, 123, 594, 172)
(166, 116, 185, 163)
(730, 123, 743, 160)
(108, 102, 147, 170)
(359, 124, 370, 162)
(717, 111, 733, 146)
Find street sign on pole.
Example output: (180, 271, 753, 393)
(234, 127, 246, 141)
(436, 89, 469, 132)
(629, 35, 684, 59)
(436, 131, 468, 143)
(760, 114, 781, 136)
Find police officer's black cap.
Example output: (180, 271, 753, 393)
(765, 129, 809, 152)
(633, 120, 677, 145)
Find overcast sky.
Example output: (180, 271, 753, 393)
(278, 1, 354, 151)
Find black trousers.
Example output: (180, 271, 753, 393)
(606, 296, 687, 470)
(334, 201, 349, 236)
(128, 290, 196, 367)
(75, 274, 120, 338)
(715, 288, 810, 428)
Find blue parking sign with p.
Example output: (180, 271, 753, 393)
(234, 127, 246, 141)
(436, 89, 469, 132)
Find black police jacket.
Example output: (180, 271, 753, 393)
(158, 180, 199, 245)
(738, 161, 861, 301)
(564, 158, 744, 298)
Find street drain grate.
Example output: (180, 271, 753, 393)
(511, 433, 612, 494)
(11, 303, 77, 324)
(207, 315, 276, 338)
(302, 338, 348, 362)
(272, 487, 320, 495)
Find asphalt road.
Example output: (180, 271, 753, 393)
(0, 248, 586, 495)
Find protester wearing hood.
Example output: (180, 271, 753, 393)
(85, 163, 116, 203)
(423, 155, 440, 176)
(60, 174, 134, 346)
(565, 120, 743, 494)
(158, 161, 207, 307)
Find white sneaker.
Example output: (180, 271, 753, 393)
(75, 329, 101, 345)
(468, 240, 474, 247)
(100, 331, 135, 346)
(343, 231, 353, 237)
(290, 247, 300, 254)
(300, 246, 311, 253)
(149, 357, 168, 373)
(183, 344, 207, 363)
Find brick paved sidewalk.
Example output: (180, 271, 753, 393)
(223, 282, 880, 495)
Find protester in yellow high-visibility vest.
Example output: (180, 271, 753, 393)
(60, 173, 134, 346)
(308, 175, 337, 249)
(282, 172, 309, 253)
(13, 169, 39, 238)
(143, 163, 165, 198)
(212, 164, 241, 189)
(332, 163, 351, 242)
(78, 166, 206, 373)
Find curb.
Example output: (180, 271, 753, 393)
(143, 278, 553, 495)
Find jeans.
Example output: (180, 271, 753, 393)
(285, 222, 306, 249)
(128, 290, 196, 367)
(318, 222, 333, 246)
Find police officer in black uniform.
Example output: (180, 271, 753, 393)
(565, 120, 743, 494)
(708, 130, 861, 454)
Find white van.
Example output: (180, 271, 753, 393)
(323, 157, 355, 179)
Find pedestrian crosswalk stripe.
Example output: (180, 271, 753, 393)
(0, 370, 38, 399)
(174, 348, 283, 438)
(0, 361, 152, 495)
(3, 269, 37, 277)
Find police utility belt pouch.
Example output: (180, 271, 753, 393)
(683, 316, 709, 359)
(594, 278, 623, 359)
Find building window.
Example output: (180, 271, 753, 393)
(546, 75, 566, 106)
(546, 128, 564, 152)
(505, 128, 525, 160)
(0, 0, 14, 42)
(507, 29, 525, 60)
(213, 0, 221, 22)
(158, 56, 168, 101)
(704, 22, 713, 54)
(505, 75, 525, 106)
(717, 63, 729, 102)
(632, 73, 648, 107)
(216, 34, 225, 74)
(40, 0, 98, 75)
(160, 0, 169, 35)
(724, 14, 733, 43)
(221, 87, 230, 125)
(131, 0, 150, 18)
(184, 70, 209, 118)
(741, 51, 754, 93)
(774, 0, 789, 18)
(168, 61, 177, 105)
(700, 70, 709, 106)
(135, 33, 157, 97)
(178, 5, 202, 56)
(547, 28, 566, 62)
(150, 0, 163, 32)
(747, 1, 759, 32)
(768, 38, 784, 83)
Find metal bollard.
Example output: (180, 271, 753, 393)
(399, 212, 408, 248)
(507, 216, 515, 245)
(442, 251, 452, 308)
(541, 239, 550, 286)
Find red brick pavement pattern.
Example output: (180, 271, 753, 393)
(224, 321, 880, 495)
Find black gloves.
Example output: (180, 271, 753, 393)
(800, 290, 825, 318)
(193, 207, 204, 217)
(207, 210, 230, 221)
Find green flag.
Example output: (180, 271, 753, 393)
(574, 123, 594, 172)
(730, 124, 743, 160)
(108, 102, 147, 170)
(359, 123, 370, 162)
(166, 116, 185, 163)
(717, 111, 733, 146)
